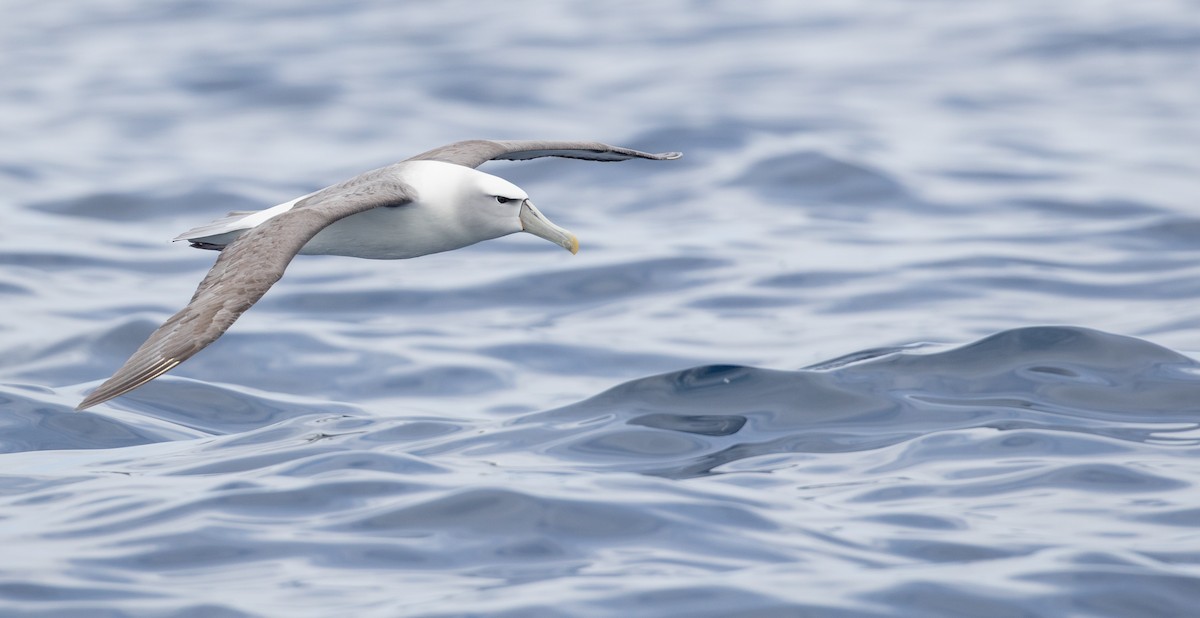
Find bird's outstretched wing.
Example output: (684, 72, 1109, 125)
(407, 140, 682, 169)
(76, 176, 416, 410)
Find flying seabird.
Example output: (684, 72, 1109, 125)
(76, 140, 681, 410)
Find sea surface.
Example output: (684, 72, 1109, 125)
(2, 1, 1200, 616)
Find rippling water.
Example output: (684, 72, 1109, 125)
(3, 1, 1200, 616)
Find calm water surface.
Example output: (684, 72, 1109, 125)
(2, 2, 1199, 616)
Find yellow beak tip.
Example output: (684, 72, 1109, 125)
(569, 236, 580, 255)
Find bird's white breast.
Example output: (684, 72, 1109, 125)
(298, 203, 471, 259)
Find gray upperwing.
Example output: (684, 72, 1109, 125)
(407, 139, 683, 169)
(77, 176, 416, 410)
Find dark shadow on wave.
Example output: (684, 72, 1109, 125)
(503, 326, 1200, 478)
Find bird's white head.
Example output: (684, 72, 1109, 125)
(407, 161, 579, 255)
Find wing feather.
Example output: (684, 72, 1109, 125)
(77, 177, 415, 410)
(406, 139, 682, 169)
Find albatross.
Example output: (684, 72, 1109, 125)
(77, 139, 681, 410)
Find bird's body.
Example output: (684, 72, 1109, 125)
(77, 140, 680, 410)
(181, 161, 534, 259)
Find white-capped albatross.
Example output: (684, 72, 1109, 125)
(77, 140, 681, 410)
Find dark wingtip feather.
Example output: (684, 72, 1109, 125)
(76, 358, 181, 411)
(76, 391, 107, 411)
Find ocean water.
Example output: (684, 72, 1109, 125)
(2, 1, 1200, 616)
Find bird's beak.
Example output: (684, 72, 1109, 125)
(519, 200, 579, 254)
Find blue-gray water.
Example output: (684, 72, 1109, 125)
(3, 2, 1200, 616)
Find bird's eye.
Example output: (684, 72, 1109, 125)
(495, 196, 512, 204)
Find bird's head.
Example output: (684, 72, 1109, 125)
(408, 161, 578, 255)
